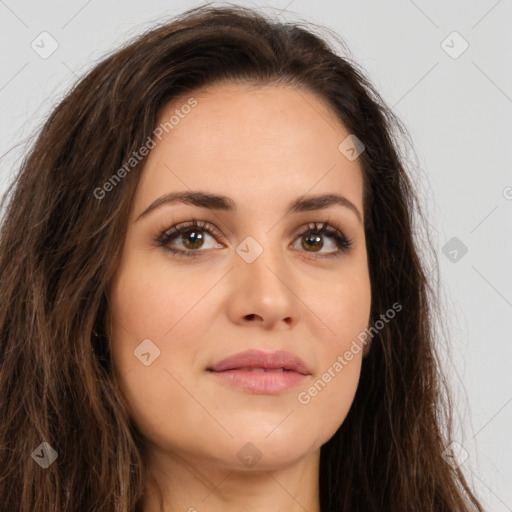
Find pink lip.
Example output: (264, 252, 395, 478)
(206, 349, 311, 395)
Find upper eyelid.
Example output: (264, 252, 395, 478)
(162, 220, 224, 240)
(161, 219, 348, 244)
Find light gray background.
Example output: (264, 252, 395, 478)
(1, 1, 511, 510)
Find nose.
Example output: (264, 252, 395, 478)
(226, 240, 300, 330)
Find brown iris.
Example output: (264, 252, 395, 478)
(302, 233, 323, 252)
(182, 231, 204, 249)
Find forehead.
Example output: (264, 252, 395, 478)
(132, 82, 364, 219)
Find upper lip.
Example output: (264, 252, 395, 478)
(207, 349, 311, 376)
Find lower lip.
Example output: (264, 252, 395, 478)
(208, 369, 308, 394)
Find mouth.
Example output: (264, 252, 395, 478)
(219, 367, 294, 372)
(207, 367, 308, 394)
(207, 349, 311, 375)
(206, 350, 311, 394)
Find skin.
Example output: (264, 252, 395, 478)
(107, 82, 372, 512)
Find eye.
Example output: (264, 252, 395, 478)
(156, 220, 223, 258)
(156, 220, 353, 259)
(291, 222, 352, 258)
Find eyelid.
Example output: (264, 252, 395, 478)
(160, 219, 224, 242)
(156, 218, 353, 258)
(159, 219, 348, 240)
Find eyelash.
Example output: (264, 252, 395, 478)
(155, 219, 353, 259)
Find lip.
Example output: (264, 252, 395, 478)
(206, 349, 311, 395)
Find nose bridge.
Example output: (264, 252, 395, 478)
(236, 228, 284, 278)
(235, 215, 291, 271)
(231, 227, 297, 314)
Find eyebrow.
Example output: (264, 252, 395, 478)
(135, 191, 363, 224)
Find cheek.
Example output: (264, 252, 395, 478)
(294, 263, 370, 428)
(106, 255, 215, 428)
(304, 258, 372, 347)
(107, 271, 207, 448)
(108, 253, 208, 341)
(297, 352, 362, 438)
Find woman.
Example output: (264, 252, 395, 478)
(0, 4, 485, 511)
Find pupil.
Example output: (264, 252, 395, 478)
(183, 231, 203, 249)
(303, 234, 322, 251)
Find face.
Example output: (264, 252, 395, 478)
(107, 82, 371, 474)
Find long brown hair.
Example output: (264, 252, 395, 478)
(0, 4, 485, 511)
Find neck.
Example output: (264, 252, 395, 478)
(141, 445, 321, 512)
